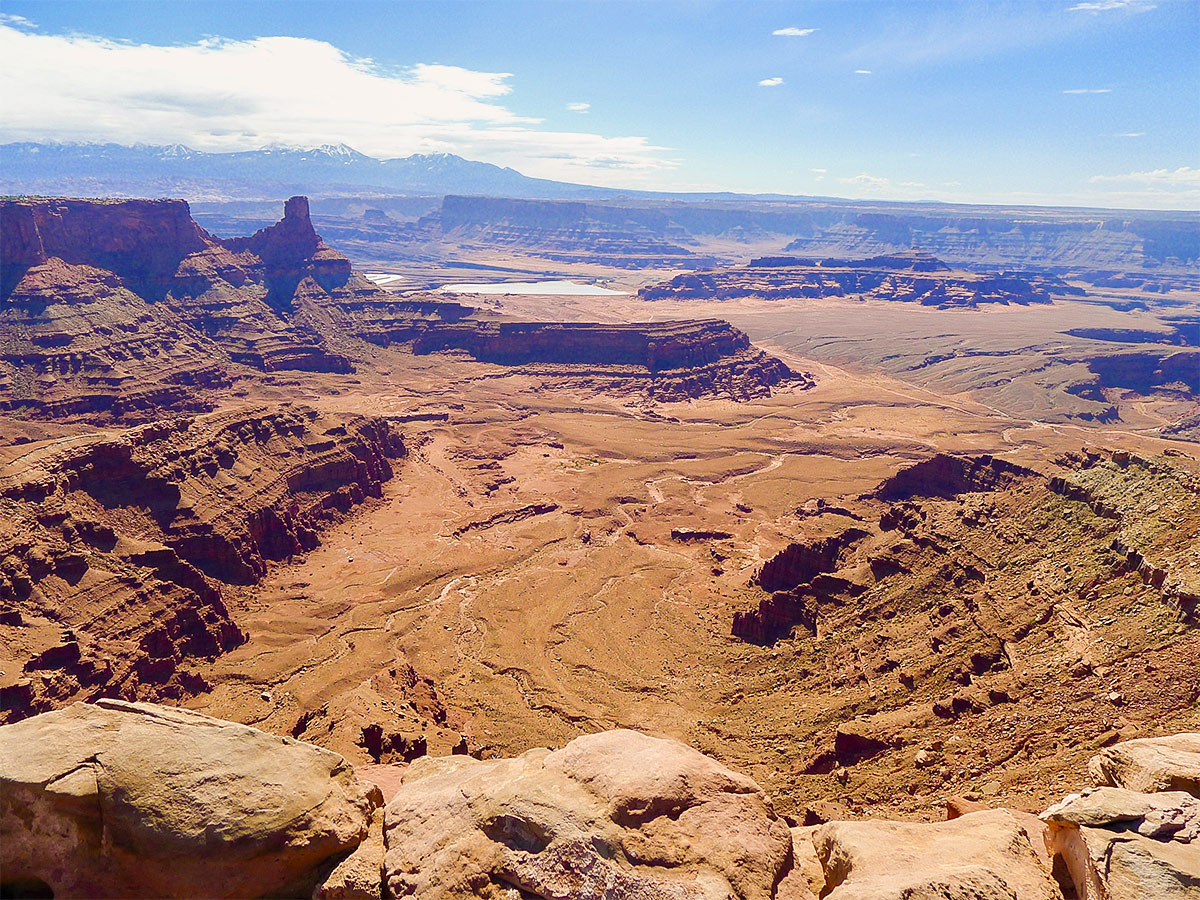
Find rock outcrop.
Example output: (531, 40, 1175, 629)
(1088, 733, 1200, 797)
(4, 696, 1200, 900)
(0, 405, 404, 722)
(408, 318, 806, 401)
(0, 196, 370, 418)
(1042, 734, 1200, 900)
(0, 699, 381, 899)
(639, 253, 1079, 308)
(382, 728, 795, 900)
(813, 810, 1062, 900)
(2, 195, 804, 416)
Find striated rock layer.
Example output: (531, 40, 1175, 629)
(734, 449, 1199, 647)
(640, 252, 1080, 308)
(0, 405, 404, 724)
(0, 196, 370, 418)
(407, 318, 806, 401)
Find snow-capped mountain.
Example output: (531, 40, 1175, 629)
(0, 141, 616, 199)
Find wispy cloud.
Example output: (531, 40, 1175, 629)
(810, 167, 827, 173)
(773, 27, 817, 37)
(1090, 166, 1200, 186)
(758, 77, 784, 87)
(0, 13, 35, 28)
(1115, 131, 1145, 138)
(0, 24, 676, 186)
(855, 69, 872, 75)
(566, 102, 590, 113)
(1070, 0, 1156, 13)
(1062, 88, 1112, 94)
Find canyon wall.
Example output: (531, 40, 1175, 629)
(0, 405, 404, 723)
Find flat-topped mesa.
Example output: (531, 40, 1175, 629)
(408, 318, 804, 400)
(0, 197, 211, 301)
(750, 250, 952, 272)
(414, 319, 746, 369)
(641, 254, 1080, 308)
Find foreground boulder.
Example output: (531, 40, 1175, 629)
(811, 809, 1063, 900)
(382, 728, 794, 900)
(1088, 732, 1200, 796)
(1043, 734, 1200, 900)
(0, 699, 381, 899)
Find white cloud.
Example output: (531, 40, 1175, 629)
(1090, 166, 1200, 186)
(855, 69, 872, 75)
(773, 27, 817, 37)
(0, 13, 35, 28)
(810, 167, 827, 173)
(840, 173, 892, 188)
(0, 24, 676, 186)
(1070, 0, 1155, 12)
(1062, 88, 1112, 94)
(566, 102, 590, 113)
(759, 77, 784, 87)
(1115, 132, 1145, 137)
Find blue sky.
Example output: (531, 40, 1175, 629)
(1, 0, 1197, 208)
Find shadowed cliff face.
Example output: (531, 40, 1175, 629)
(223, 195, 353, 310)
(0, 196, 365, 418)
(0, 198, 211, 302)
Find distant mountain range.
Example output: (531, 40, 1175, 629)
(0, 141, 652, 201)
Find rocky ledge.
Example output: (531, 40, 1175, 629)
(0, 405, 404, 723)
(639, 252, 1080, 308)
(1, 700, 1195, 899)
(407, 318, 807, 401)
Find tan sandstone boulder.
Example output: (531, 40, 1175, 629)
(1042, 786, 1199, 840)
(1088, 733, 1200, 796)
(382, 728, 794, 900)
(813, 809, 1063, 900)
(0, 699, 381, 899)
(1044, 823, 1200, 899)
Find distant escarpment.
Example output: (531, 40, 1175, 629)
(0, 405, 404, 724)
(640, 252, 1080, 308)
(407, 318, 806, 401)
(426, 195, 711, 268)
